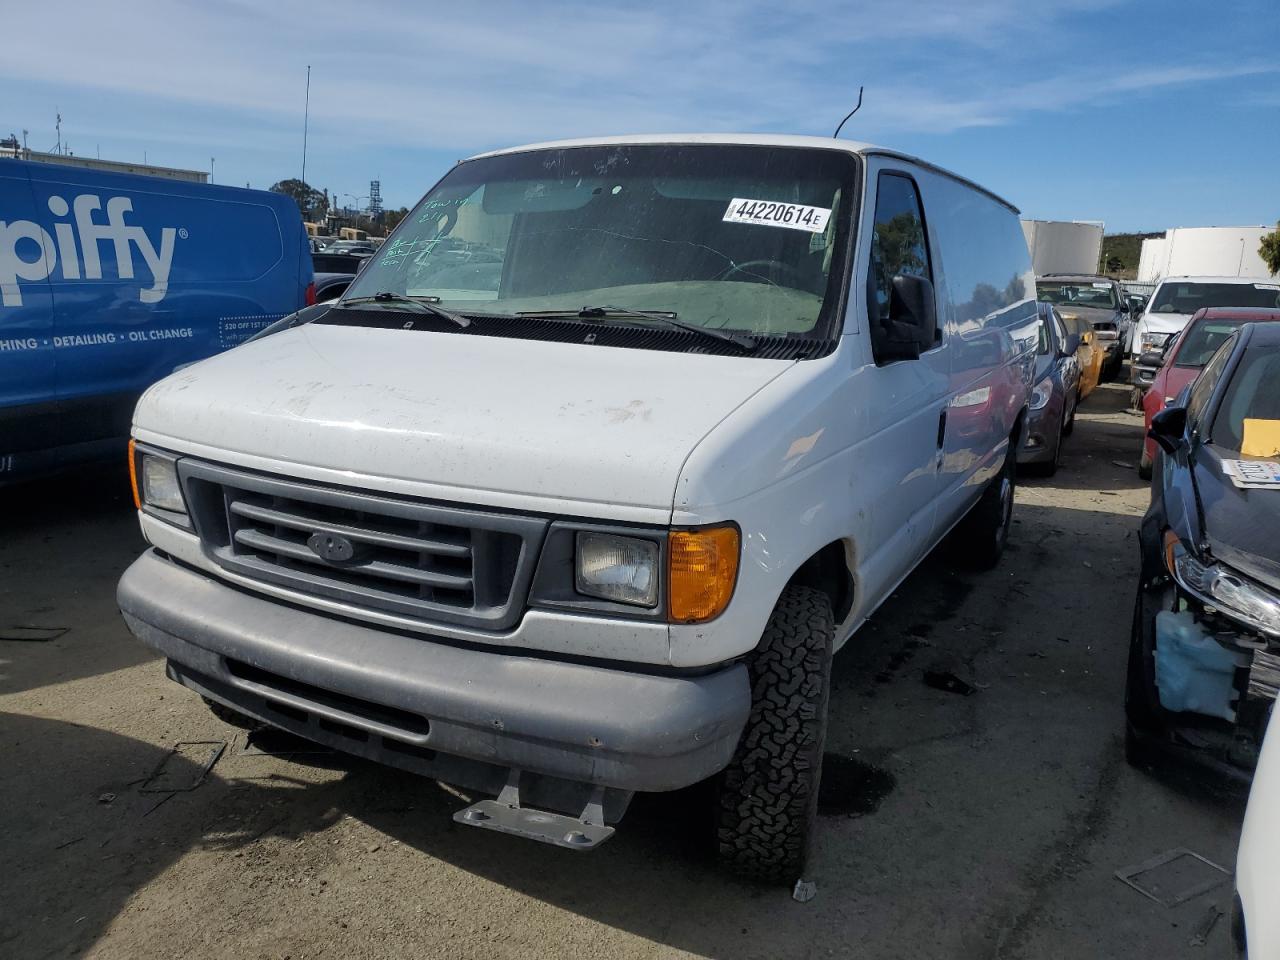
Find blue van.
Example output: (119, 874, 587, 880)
(0, 159, 313, 478)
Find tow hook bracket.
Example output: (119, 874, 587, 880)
(452, 770, 615, 850)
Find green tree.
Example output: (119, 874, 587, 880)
(270, 179, 328, 218)
(1261, 221, 1280, 276)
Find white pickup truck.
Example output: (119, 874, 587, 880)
(118, 134, 1036, 881)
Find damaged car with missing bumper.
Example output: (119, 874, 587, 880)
(1127, 321, 1280, 777)
(116, 134, 1037, 881)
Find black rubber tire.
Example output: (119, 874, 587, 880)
(1124, 581, 1167, 766)
(1061, 393, 1077, 437)
(715, 585, 834, 883)
(956, 445, 1016, 570)
(202, 696, 261, 731)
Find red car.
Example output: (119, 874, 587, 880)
(1138, 306, 1280, 478)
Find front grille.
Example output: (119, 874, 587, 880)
(179, 460, 546, 630)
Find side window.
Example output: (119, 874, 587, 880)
(1186, 335, 1235, 429)
(1052, 311, 1068, 348)
(868, 173, 932, 353)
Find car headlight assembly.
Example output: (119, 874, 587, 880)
(1139, 332, 1169, 355)
(129, 440, 188, 517)
(1029, 377, 1053, 411)
(1166, 534, 1280, 638)
(575, 532, 659, 607)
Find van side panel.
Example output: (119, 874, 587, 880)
(0, 163, 57, 476)
(917, 171, 1036, 535)
(2, 160, 311, 470)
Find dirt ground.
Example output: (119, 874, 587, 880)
(0, 381, 1246, 960)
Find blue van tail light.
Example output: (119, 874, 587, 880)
(305, 282, 317, 306)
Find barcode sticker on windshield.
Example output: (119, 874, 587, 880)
(723, 198, 831, 233)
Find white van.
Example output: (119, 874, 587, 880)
(117, 134, 1036, 880)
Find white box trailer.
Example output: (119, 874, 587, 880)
(1137, 226, 1276, 282)
(1021, 219, 1104, 276)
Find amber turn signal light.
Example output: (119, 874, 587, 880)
(668, 525, 740, 623)
(127, 438, 141, 510)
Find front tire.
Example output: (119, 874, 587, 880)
(1124, 581, 1167, 766)
(715, 585, 834, 883)
(957, 444, 1016, 569)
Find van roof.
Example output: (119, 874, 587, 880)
(466, 133, 1020, 214)
(1157, 275, 1279, 285)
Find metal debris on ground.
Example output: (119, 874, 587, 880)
(97, 792, 116, 804)
(1189, 904, 1224, 947)
(922, 670, 976, 696)
(1114, 848, 1231, 907)
(792, 879, 817, 903)
(140, 740, 227, 793)
(0, 626, 69, 642)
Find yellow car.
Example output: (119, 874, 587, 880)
(1058, 309, 1105, 399)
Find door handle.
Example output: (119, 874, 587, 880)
(936, 410, 947, 449)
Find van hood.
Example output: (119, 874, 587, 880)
(133, 324, 795, 516)
(1140, 312, 1192, 336)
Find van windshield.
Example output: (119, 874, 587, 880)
(342, 144, 858, 339)
(1150, 281, 1280, 314)
(1036, 281, 1118, 310)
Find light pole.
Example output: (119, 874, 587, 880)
(210, 156, 215, 184)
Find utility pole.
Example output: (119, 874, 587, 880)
(55, 110, 62, 155)
(210, 156, 215, 184)
(301, 65, 311, 188)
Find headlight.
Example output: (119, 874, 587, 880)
(575, 532, 659, 607)
(129, 440, 187, 515)
(1139, 332, 1170, 355)
(951, 386, 991, 409)
(1029, 377, 1053, 411)
(1166, 535, 1280, 637)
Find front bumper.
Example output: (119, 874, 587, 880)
(118, 550, 750, 796)
(1132, 363, 1158, 388)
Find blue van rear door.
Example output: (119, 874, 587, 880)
(0, 164, 56, 476)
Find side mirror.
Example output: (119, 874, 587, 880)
(1149, 406, 1188, 455)
(1061, 333, 1081, 356)
(878, 275, 938, 361)
(1119, 302, 1131, 314)
(1137, 349, 1165, 368)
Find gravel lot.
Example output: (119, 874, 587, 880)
(0, 381, 1245, 960)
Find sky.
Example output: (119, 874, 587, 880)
(2, 0, 1277, 233)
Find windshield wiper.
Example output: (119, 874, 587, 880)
(516, 305, 756, 351)
(338, 292, 470, 328)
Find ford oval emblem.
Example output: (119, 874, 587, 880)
(307, 531, 356, 563)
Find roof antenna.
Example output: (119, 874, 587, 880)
(832, 87, 864, 139)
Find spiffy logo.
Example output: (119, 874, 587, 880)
(0, 194, 178, 307)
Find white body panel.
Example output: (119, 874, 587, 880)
(1238, 713, 1280, 956)
(131, 134, 1034, 670)
(1135, 226, 1277, 284)
(1020, 220, 1104, 277)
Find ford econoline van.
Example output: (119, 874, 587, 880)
(0, 159, 313, 479)
(117, 134, 1036, 880)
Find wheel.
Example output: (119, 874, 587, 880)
(1124, 580, 1167, 766)
(956, 445, 1015, 569)
(1138, 450, 1153, 481)
(203, 696, 261, 731)
(715, 584, 834, 883)
(1062, 392, 1076, 436)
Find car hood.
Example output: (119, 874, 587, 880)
(133, 324, 796, 518)
(1055, 304, 1120, 326)
(1196, 447, 1280, 593)
(1157, 365, 1199, 400)
(1140, 312, 1192, 336)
